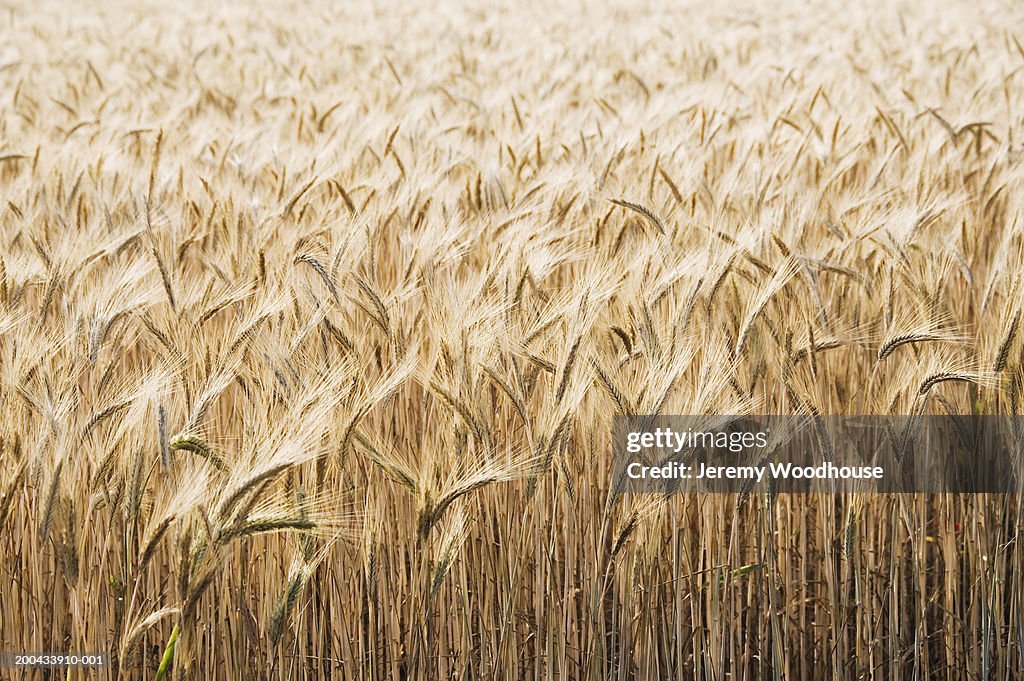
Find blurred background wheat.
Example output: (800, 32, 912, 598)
(2, 0, 1024, 678)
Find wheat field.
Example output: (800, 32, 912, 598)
(2, 0, 1024, 678)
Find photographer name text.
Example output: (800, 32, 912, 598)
(625, 461, 885, 481)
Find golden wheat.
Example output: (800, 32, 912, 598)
(2, 0, 1024, 679)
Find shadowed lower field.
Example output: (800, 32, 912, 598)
(2, 0, 1024, 678)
